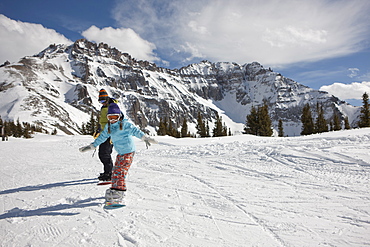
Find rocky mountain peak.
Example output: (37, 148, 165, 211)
(0, 39, 361, 136)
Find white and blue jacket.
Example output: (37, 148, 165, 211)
(93, 119, 145, 155)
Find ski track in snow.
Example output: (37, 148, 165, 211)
(1, 129, 370, 246)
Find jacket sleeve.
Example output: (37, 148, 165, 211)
(93, 124, 110, 147)
(128, 122, 145, 139)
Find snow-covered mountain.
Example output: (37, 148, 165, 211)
(0, 39, 360, 136)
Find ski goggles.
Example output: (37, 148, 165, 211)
(99, 99, 107, 104)
(107, 114, 120, 122)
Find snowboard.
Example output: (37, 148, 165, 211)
(104, 201, 125, 209)
(97, 181, 112, 186)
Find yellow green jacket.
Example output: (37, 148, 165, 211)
(98, 98, 118, 131)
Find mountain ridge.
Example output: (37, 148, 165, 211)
(0, 39, 360, 136)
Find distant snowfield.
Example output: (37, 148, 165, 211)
(1, 129, 370, 246)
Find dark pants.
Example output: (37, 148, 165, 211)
(98, 138, 113, 174)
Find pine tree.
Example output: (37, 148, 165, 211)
(157, 117, 182, 137)
(258, 102, 273, 136)
(89, 111, 97, 135)
(85, 111, 99, 135)
(314, 103, 328, 133)
(213, 113, 227, 137)
(245, 106, 259, 135)
(80, 123, 87, 135)
(157, 117, 167, 136)
(14, 118, 23, 138)
(167, 120, 174, 136)
(212, 113, 222, 137)
(168, 121, 180, 138)
(22, 122, 32, 138)
(196, 111, 209, 137)
(196, 111, 203, 136)
(85, 121, 92, 135)
(278, 119, 284, 137)
(0, 116, 3, 140)
(223, 124, 228, 136)
(245, 103, 272, 137)
(358, 92, 370, 128)
(301, 103, 314, 135)
(332, 114, 341, 131)
(344, 116, 351, 130)
(80, 110, 98, 135)
(4, 120, 13, 137)
(181, 118, 189, 137)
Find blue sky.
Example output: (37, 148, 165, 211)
(1, 0, 369, 105)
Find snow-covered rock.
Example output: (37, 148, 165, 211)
(0, 39, 360, 136)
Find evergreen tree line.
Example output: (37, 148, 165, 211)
(300, 103, 350, 135)
(244, 100, 349, 138)
(196, 111, 231, 137)
(301, 92, 370, 135)
(157, 117, 185, 138)
(243, 92, 370, 138)
(80, 111, 99, 135)
(0, 116, 52, 139)
(156, 111, 232, 138)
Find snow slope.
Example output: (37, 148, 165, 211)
(1, 129, 370, 246)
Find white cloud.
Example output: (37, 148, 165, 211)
(348, 68, 360, 78)
(180, 42, 205, 62)
(320, 81, 370, 100)
(81, 25, 160, 62)
(112, 0, 370, 67)
(263, 26, 327, 48)
(0, 14, 72, 63)
(188, 21, 209, 35)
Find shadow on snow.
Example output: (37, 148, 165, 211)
(0, 178, 97, 195)
(0, 196, 104, 220)
(0, 178, 102, 220)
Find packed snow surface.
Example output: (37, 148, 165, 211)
(1, 129, 370, 246)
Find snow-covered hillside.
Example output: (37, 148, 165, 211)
(0, 39, 360, 137)
(1, 129, 370, 246)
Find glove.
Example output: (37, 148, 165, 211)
(141, 135, 158, 148)
(93, 126, 101, 139)
(79, 143, 95, 152)
(92, 131, 100, 139)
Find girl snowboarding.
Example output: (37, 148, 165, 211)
(79, 103, 157, 206)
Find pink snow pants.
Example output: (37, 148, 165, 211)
(111, 152, 134, 191)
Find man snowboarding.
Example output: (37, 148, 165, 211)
(80, 103, 158, 207)
(95, 89, 115, 181)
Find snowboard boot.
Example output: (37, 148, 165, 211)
(105, 188, 125, 205)
(98, 172, 112, 181)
